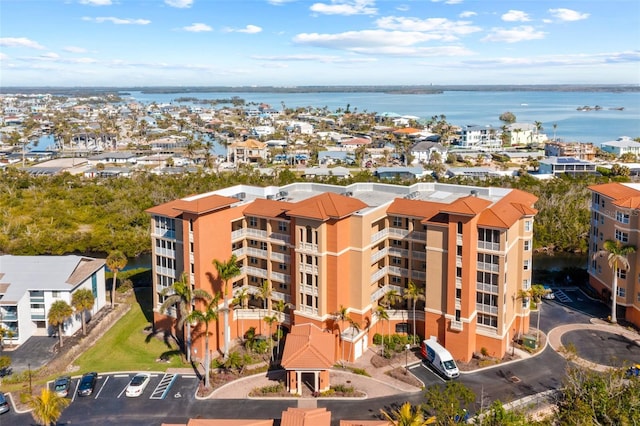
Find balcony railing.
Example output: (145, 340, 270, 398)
(272, 291, 292, 304)
(476, 303, 498, 315)
(371, 247, 388, 263)
(152, 228, 175, 239)
(477, 262, 499, 272)
(408, 231, 426, 241)
(299, 305, 318, 316)
(370, 228, 389, 244)
(155, 247, 176, 258)
(270, 252, 290, 263)
(270, 271, 291, 284)
(300, 284, 319, 296)
(411, 270, 426, 281)
(232, 247, 246, 258)
(476, 282, 499, 294)
(246, 247, 268, 258)
(371, 266, 388, 284)
(455, 277, 462, 289)
(297, 242, 318, 252)
(269, 232, 290, 244)
(299, 263, 318, 274)
(477, 241, 501, 251)
(243, 266, 268, 279)
(388, 266, 409, 277)
(388, 247, 409, 258)
(389, 228, 409, 239)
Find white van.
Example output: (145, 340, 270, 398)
(421, 338, 460, 379)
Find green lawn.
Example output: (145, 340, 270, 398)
(73, 290, 186, 374)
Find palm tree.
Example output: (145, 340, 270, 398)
(106, 250, 127, 309)
(529, 284, 550, 342)
(70, 288, 95, 336)
(256, 280, 273, 314)
(160, 273, 211, 363)
(347, 317, 361, 363)
(374, 304, 389, 356)
(380, 401, 434, 426)
(28, 388, 71, 426)
(273, 299, 292, 358)
(593, 240, 636, 323)
(515, 288, 531, 344)
(187, 292, 220, 389)
(232, 287, 249, 342)
(263, 314, 278, 363)
(212, 254, 241, 359)
(403, 281, 425, 345)
(48, 300, 73, 349)
(333, 305, 350, 363)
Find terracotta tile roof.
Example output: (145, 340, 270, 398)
(589, 183, 640, 209)
(441, 195, 492, 216)
(341, 138, 371, 146)
(393, 127, 422, 135)
(281, 408, 332, 426)
(145, 199, 184, 218)
(67, 258, 106, 286)
(387, 198, 444, 219)
(339, 421, 389, 426)
(478, 189, 538, 228)
(172, 195, 238, 215)
(230, 139, 266, 149)
(281, 323, 336, 369)
(243, 199, 294, 218)
(287, 193, 367, 221)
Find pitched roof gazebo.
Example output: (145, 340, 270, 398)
(280, 323, 336, 395)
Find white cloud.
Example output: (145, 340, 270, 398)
(79, 0, 112, 5)
(502, 10, 530, 22)
(267, 0, 295, 4)
(293, 30, 474, 56)
(375, 16, 481, 38)
(310, 0, 377, 16)
(459, 11, 476, 18)
(64, 46, 88, 53)
(71, 57, 98, 64)
(237, 25, 263, 34)
(84, 16, 151, 25)
(224, 25, 263, 34)
(431, 0, 463, 4)
(0, 53, 8, 60)
(396, 5, 409, 12)
(183, 23, 212, 32)
(252, 54, 377, 63)
(0, 37, 45, 49)
(459, 51, 640, 68)
(548, 8, 590, 22)
(40, 52, 60, 59)
(482, 26, 546, 43)
(165, 0, 193, 8)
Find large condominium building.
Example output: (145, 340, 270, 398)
(147, 182, 537, 364)
(588, 183, 640, 326)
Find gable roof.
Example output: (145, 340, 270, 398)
(243, 198, 294, 219)
(589, 183, 640, 209)
(281, 408, 332, 426)
(441, 195, 492, 216)
(286, 192, 367, 221)
(147, 194, 238, 217)
(478, 189, 538, 228)
(280, 323, 335, 370)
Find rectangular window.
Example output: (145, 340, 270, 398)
(615, 230, 629, 243)
(477, 313, 497, 328)
(617, 269, 627, 279)
(260, 242, 267, 250)
(279, 263, 287, 271)
(52, 291, 60, 298)
(392, 216, 403, 227)
(637, 292, 640, 303)
(523, 260, 530, 271)
(278, 221, 288, 232)
(91, 274, 98, 298)
(524, 240, 531, 251)
(392, 257, 403, 265)
(457, 245, 463, 256)
(455, 288, 462, 299)
(457, 222, 463, 234)
(524, 220, 532, 232)
(616, 211, 630, 224)
(617, 287, 626, 297)
(248, 217, 257, 227)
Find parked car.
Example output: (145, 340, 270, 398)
(77, 372, 98, 397)
(125, 373, 151, 397)
(53, 376, 72, 397)
(542, 285, 555, 300)
(0, 393, 9, 414)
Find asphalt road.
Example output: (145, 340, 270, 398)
(3, 288, 636, 426)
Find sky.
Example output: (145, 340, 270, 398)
(0, 0, 639, 87)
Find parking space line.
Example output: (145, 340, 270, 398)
(114, 374, 129, 378)
(71, 380, 79, 402)
(94, 375, 109, 399)
(182, 375, 197, 379)
(117, 382, 129, 399)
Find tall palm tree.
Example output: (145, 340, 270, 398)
(212, 254, 241, 359)
(374, 304, 389, 356)
(347, 317, 361, 363)
(273, 299, 292, 358)
(263, 314, 278, 362)
(106, 250, 127, 309)
(232, 287, 249, 342)
(28, 388, 71, 426)
(48, 300, 73, 349)
(187, 292, 220, 389)
(403, 281, 425, 345)
(256, 280, 273, 314)
(380, 401, 434, 426)
(70, 288, 95, 336)
(593, 240, 636, 323)
(515, 288, 531, 343)
(529, 284, 550, 342)
(160, 273, 211, 363)
(333, 305, 350, 363)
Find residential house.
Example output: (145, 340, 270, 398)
(0, 255, 106, 346)
(588, 183, 640, 327)
(229, 139, 268, 164)
(459, 125, 501, 150)
(544, 141, 597, 161)
(600, 137, 640, 158)
(410, 141, 447, 164)
(538, 157, 597, 176)
(375, 166, 429, 180)
(87, 152, 138, 165)
(147, 182, 537, 364)
(505, 123, 547, 146)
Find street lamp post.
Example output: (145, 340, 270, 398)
(405, 343, 410, 369)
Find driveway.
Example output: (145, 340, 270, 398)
(1, 336, 58, 373)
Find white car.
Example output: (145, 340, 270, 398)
(125, 373, 151, 398)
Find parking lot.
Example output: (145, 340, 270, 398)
(49, 372, 199, 403)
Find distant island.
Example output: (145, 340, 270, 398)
(2, 84, 639, 96)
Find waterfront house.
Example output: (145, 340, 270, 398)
(600, 137, 640, 158)
(410, 141, 447, 164)
(229, 139, 267, 164)
(538, 157, 597, 176)
(459, 125, 501, 150)
(374, 166, 429, 180)
(544, 141, 596, 161)
(0, 255, 106, 346)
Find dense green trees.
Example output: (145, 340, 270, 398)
(0, 168, 626, 258)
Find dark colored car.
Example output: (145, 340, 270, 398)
(54, 376, 72, 397)
(77, 372, 98, 397)
(0, 393, 9, 414)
